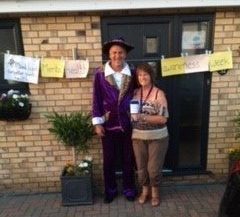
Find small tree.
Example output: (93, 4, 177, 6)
(46, 112, 94, 164)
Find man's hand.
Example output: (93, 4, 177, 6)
(95, 125, 105, 137)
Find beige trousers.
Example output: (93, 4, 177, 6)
(132, 137, 169, 187)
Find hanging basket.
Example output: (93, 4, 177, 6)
(0, 103, 32, 121)
(0, 90, 31, 121)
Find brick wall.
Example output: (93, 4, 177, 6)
(208, 11, 240, 174)
(0, 15, 103, 193)
(1, 11, 240, 193)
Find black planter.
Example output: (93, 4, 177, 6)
(61, 173, 93, 206)
(218, 162, 240, 217)
(0, 103, 32, 121)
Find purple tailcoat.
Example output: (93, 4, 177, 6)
(92, 66, 137, 197)
(92, 67, 136, 132)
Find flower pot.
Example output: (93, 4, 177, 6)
(219, 162, 240, 217)
(0, 90, 31, 121)
(229, 159, 240, 175)
(0, 103, 31, 121)
(61, 173, 93, 206)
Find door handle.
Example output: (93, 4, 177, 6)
(206, 78, 210, 86)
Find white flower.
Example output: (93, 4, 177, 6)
(18, 102, 24, 107)
(7, 89, 19, 96)
(12, 94, 19, 99)
(21, 94, 29, 98)
(0, 93, 7, 100)
(7, 89, 14, 96)
(85, 156, 93, 161)
(78, 162, 84, 168)
(83, 162, 88, 167)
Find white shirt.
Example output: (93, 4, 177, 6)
(104, 61, 131, 89)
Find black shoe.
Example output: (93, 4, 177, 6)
(125, 195, 135, 201)
(104, 194, 114, 203)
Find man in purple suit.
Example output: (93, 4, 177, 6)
(92, 37, 136, 203)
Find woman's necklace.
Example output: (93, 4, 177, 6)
(140, 85, 153, 112)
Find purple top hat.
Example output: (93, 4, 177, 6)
(102, 37, 134, 55)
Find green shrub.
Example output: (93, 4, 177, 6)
(229, 148, 240, 161)
(229, 113, 240, 161)
(46, 112, 94, 153)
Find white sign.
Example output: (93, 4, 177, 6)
(4, 54, 40, 84)
(182, 31, 206, 50)
(65, 59, 89, 78)
(185, 54, 209, 74)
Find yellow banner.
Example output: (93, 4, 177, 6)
(41, 58, 65, 78)
(161, 57, 185, 77)
(209, 51, 233, 72)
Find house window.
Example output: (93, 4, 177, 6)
(0, 19, 28, 94)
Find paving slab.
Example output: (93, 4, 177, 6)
(0, 184, 225, 217)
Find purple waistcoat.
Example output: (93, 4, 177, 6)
(92, 66, 136, 132)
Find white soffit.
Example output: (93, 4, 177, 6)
(0, 0, 240, 14)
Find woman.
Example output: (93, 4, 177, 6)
(131, 63, 169, 207)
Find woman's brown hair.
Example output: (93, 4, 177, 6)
(136, 62, 155, 84)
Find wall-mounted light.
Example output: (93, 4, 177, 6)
(217, 69, 228, 75)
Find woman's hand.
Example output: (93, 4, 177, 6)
(139, 114, 167, 125)
(138, 114, 147, 122)
(95, 125, 105, 137)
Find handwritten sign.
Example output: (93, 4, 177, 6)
(41, 58, 65, 78)
(65, 59, 89, 78)
(161, 57, 185, 77)
(209, 51, 233, 72)
(185, 54, 209, 74)
(182, 31, 206, 49)
(4, 54, 40, 84)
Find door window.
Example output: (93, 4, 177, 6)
(182, 22, 208, 52)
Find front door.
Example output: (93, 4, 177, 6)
(101, 14, 214, 174)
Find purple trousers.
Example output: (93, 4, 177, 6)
(101, 130, 136, 197)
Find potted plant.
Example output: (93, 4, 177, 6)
(0, 89, 31, 121)
(46, 111, 94, 206)
(228, 112, 240, 172)
(219, 113, 240, 217)
(228, 148, 240, 173)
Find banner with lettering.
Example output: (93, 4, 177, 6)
(161, 57, 185, 77)
(209, 51, 233, 72)
(185, 54, 209, 74)
(161, 52, 233, 77)
(4, 54, 40, 84)
(65, 59, 89, 78)
(41, 58, 65, 78)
